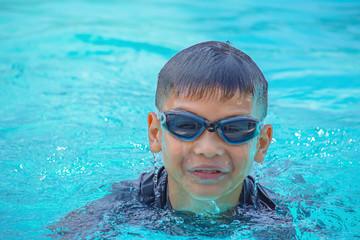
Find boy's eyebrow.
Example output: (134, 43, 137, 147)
(172, 107, 253, 119)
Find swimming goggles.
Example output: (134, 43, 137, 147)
(157, 110, 263, 145)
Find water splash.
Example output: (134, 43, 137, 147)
(252, 163, 264, 208)
(152, 152, 163, 183)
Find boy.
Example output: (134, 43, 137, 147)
(147, 40, 274, 214)
(51, 41, 275, 237)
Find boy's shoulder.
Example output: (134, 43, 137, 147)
(49, 167, 276, 237)
(110, 165, 169, 208)
(240, 175, 276, 211)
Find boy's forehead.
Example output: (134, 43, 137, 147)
(166, 89, 254, 105)
(162, 90, 262, 119)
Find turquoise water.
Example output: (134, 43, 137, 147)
(1, 0, 359, 239)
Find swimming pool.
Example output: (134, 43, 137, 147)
(0, 0, 359, 239)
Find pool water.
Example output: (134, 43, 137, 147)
(1, 0, 359, 239)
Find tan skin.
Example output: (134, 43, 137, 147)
(147, 91, 273, 214)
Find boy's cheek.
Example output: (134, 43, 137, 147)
(162, 132, 184, 159)
(232, 143, 255, 171)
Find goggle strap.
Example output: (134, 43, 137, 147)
(257, 121, 264, 134)
(156, 111, 167, 124)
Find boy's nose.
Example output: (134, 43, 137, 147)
(193, 130, 225, 158)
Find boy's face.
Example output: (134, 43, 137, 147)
(148, 91, 272, 208)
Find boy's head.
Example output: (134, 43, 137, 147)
(155, 41, 268, 120)
(148, 41, 273, 213)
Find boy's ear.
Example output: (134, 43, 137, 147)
(254, 124, 273, 163)
(147, 111, 162, 153)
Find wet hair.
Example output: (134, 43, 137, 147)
(155, 41, 268, 119)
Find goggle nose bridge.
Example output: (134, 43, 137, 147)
(203, 121, 220, 132)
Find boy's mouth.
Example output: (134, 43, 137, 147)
(195, 170, 221, 174)
(188, 168, 228, 182)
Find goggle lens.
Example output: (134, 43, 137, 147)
(220, 121, 257, 142)
(166, 113, 203, 138)
(160, 110, 261, 144)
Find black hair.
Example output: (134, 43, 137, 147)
(155, 41, 268, 119)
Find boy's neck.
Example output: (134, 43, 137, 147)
(168, 177, 243, 215)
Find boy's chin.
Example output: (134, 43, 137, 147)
(190, 193, 220, 201)
(188, 190, 238, 214)
(188, 186, 227, 201)
(185, 181, 243, 203)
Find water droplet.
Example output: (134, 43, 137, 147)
(209, 200, 221, 214)
(174, 217, 184, 224)
(318, 129, 324, 136)
(232, 219, 240, 225)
